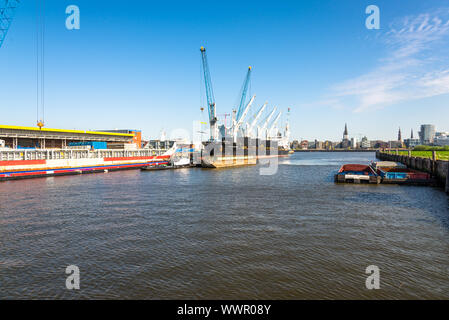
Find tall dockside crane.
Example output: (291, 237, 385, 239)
(200, 47, 218, 141)
(258, 107, 277, 139)
(0, 0, 20, 49)
(235, 66, 252, 122)
(268, 111, 282, 139)
(232, 95, 255, 141)
(246, 102, 267, 138)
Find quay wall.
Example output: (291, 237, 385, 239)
(376, 151, 449, 193)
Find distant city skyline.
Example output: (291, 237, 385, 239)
(295, 122, 448, 144)
(1, 1, 449, 141)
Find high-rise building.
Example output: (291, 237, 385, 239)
(418, 124, 436, 145)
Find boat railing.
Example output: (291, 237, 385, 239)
(0, 148, 168, 161)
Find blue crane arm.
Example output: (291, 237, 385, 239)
(0, 0, 20, 49)
(200, 47, 216, 123)
(236, 66, 252, 121)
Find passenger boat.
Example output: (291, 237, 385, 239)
(335, 164, 380, 184)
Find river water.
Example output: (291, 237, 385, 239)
(1, 152, 448, 299)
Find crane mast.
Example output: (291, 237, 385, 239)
(0, 0, 20, 49)
(200, 46, 218, 141)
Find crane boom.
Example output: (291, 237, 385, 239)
(200, 46, 218, 141)
(260, 107, 277, 132)
(268, 111, 282, 138)
(236, 95, 255, 128)
(0, 0, 20, 49)
(233, 95, 255, 140)
(247, 102, 267, 137)
(235, 66, 252, 121)
(258, 107, 277, 139)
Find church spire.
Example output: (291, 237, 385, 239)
(398, 127, 402, 141)
(411, 129, 414, 139)
(343, 123, 348, 139)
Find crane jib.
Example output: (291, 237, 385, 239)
(0, 0, 21, 49)
(236, 67, 252, 121)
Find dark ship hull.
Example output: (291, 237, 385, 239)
(201, 138, 291, 168)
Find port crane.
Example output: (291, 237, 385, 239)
(200, 47, 218, 141)
(246, 102, 267, 138)
(280, 107, 291, 148)
(235, 66, 252, 122)
(268, 111, 282, 139)
(257, 107, 277, 139)
(232, 95, 255, 141)
(0, 0, 20, 49)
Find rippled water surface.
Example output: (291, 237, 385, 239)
(1, 152, 448, 299)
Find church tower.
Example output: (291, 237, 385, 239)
(343, 123, 348, 140)
(398, 127, 402, 142)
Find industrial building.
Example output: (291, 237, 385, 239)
(0, 125, 136, 149)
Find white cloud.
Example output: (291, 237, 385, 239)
(326, 8, 449, 112)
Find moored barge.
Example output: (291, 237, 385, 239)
(335, 164, 380, 184)
(371, 161, 432, 185)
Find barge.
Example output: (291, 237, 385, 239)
(371, 161, 432, 185)
(335, 161, 433, 185)
(334, 164, 380, 184)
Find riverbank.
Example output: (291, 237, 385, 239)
(294, 149, 379, 152)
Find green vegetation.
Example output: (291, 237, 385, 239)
(412, 145, 449, 151)
(389, 149, 449, 160)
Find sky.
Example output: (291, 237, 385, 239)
(1, 0, 449, 142)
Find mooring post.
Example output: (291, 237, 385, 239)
(446, 161, 449, 194)
(432, 150, 437, 175)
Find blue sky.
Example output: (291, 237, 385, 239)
(1, 0, 449, 141)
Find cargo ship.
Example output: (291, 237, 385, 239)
(198, 46, 292, 168)
(200, 138, 291, 168)
(0, 125, 170, 181)
(0, 150, 170, 181)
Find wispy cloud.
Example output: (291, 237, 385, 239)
(326, 8, 449, 112)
